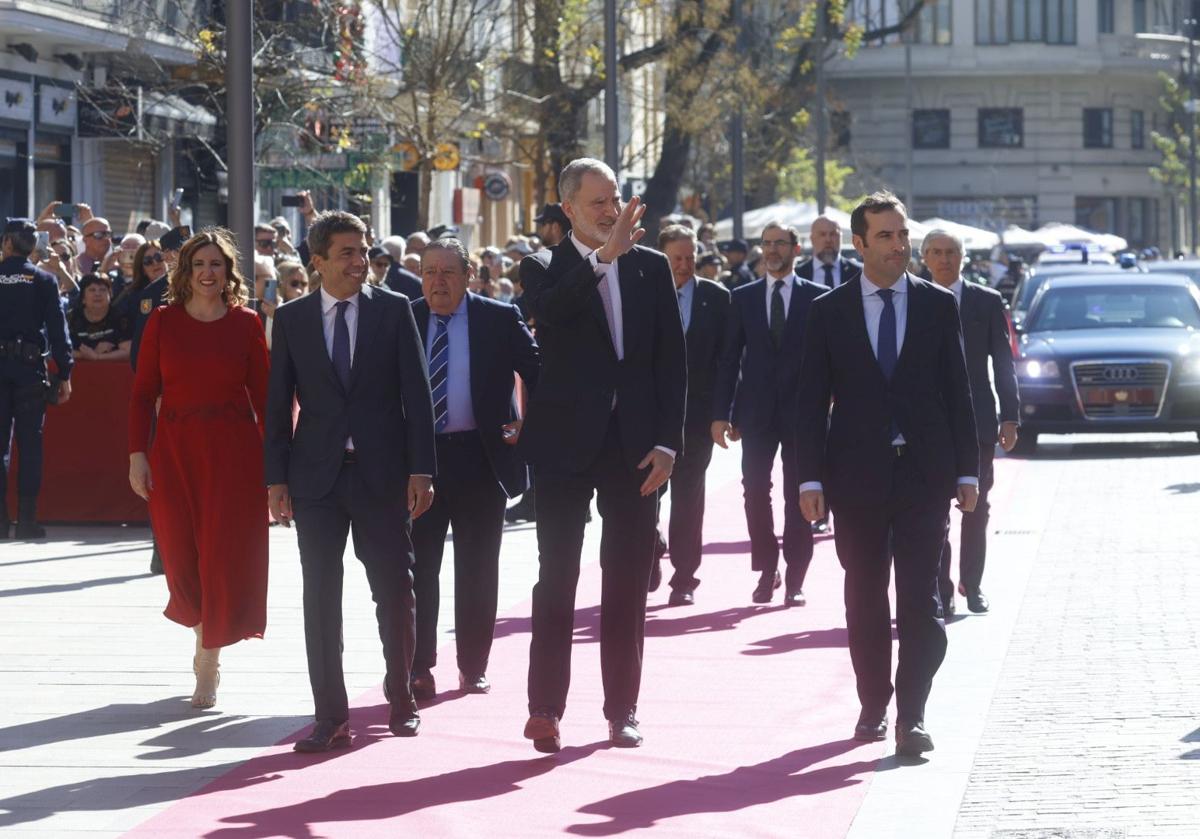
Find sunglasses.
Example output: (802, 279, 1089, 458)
(255, 239, 276, 249)
(142, 253, 166, 266)
(286, 280, 306, 289)
(86, 231, 112, 240)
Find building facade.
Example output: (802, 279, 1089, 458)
(829, 0, 1194, 251)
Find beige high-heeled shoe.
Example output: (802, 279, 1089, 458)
(191, 624, 221, 709)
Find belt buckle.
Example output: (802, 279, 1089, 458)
(893, 444, 906, 457)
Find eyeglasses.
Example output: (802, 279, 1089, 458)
(255, 239, 276, 249)
(142, 253, 166, 266)
(86, 231, 112, 240)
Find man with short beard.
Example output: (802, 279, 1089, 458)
(796, 215, 861, 289)
(713, 221, 825, 606)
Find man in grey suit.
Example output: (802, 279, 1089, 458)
(922, 229, 1020, 617)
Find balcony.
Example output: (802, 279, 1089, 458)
(0, 0, 208, 64)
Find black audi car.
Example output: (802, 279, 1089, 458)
(1013, 273, 1200, 453)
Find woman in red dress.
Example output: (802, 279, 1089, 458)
(128, 229, 269, 709)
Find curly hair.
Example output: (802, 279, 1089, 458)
(166, 228, 249, 308)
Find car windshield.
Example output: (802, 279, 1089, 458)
(1027, 286, 1200, 331)
(1013, 274, 1048, 311)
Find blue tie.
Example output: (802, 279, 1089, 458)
(430, 314, 451, 433)
(876, 288, 897, 380)
(332, 300, 352, 391)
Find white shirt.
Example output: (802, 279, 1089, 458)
(572, 232, 624, 360)
(764, 273, 798, 321)
(948, 277, 964, 305)
(798, 272, 976, 493)
(319, 286, 360, 450)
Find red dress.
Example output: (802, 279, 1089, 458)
(129, 305, 269, 648)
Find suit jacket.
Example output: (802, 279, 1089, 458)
(796, 274, 979, 507)
(517, 240, 687, 472)
(959, 282, 1020, 444)
(129, 275, 168, 371)
(681, 278, 730, 438)
(411, 293, 542, 498)
(796, 256, 862, 289)
(264, 283, 436, 500)
(713, 276, 826, 437)
(384, 263, 423, 300)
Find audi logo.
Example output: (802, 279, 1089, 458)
(1102, 367, 1139, 381)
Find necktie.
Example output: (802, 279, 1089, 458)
(769, 280, 785, 349)
(596, 268, 620, 357)
(332, 300, 352, 391)
(677, 289, 688, 333)
(877, 288, 897, 380)
(430, 314, 450, 433)
(822, 263, 835, 288)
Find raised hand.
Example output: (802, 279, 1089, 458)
(597, 196, 646, 264)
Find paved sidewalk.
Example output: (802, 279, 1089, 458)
(1, 433, 1198, 837)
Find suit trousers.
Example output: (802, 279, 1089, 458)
(940, 444, 995, 599)
(831, 449, 950, 726)
(740, 421, 813, 588)
(293, 460, 417, 723)
(411, 431, 507, 677)
(0, 364, 47, 501)
(663, 430, 714, 593)
(527, 413, 658, 720)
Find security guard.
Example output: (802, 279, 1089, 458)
(1, 218, 73, 540)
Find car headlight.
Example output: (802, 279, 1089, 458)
(1021, 359, 1059, 379)
(1183, 355, 1200, 379)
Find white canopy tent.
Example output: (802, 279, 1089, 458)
(1033, 223, 1128, 253)
(919, 217, 1000, 251)
(715, 200, 929, 246)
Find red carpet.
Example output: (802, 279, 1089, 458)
(124, 458, 1018, 838)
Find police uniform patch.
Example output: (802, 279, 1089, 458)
(140, 298, 153, 315)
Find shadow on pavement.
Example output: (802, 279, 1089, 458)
(0, 572, 157, 598)
(0, 545, 154, 569)
(1012, 439, 1199, 461)
(741, 627, 849, 655)
(1164, 482, 1200, 494)
(564, 739, 870, 836)
(201, 741, 609, 839)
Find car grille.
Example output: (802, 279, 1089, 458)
(1070, 361, 1170, 420)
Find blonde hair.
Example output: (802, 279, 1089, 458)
(166, 228, 249, 307)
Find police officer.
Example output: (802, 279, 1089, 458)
(1, 218, 73, 540)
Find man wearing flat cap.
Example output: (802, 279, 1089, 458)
(718, 239, 755, 289)
(1, 218, 73, 540)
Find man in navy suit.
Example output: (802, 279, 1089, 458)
(265, 211, 436, 752)
(713, 221, 825, 606)
(519, 158, 686, 752)
(795, 215, 862, 290)
(796, 192, 979, 758)
(408, 238, 540, 698)
(922, 229, 1019, 617)
(651, 224, 730, 606)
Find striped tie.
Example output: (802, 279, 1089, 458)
(430, 314, 451, 433)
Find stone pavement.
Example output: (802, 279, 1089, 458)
(1, 432, 1198, 838)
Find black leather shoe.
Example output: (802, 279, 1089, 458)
(895, 722, 934, 757)
(784, 587, 806, 607)
(812, 517, 830, 534)
(459, 671, 490, 693)
(608, 712, 643, 748)
(523, 709, 561, 753)
(853, 710, 888, 742)
(294, 720, 352, 753)
(389, 707, 421, 737)
(938, 594, 956, 619)
(411, 671, 436, 701)
(648, 558, 662, 593)
(966, 589, 990, 614)
(751, 570, 782, 604)
(668, 588, 694, 606)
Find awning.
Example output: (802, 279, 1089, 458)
(78, 89, 217, 142)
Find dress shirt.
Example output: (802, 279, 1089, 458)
(948, 277, 963, 305)
(675, 276, 696, 334)
(573, 231, 624, 360)
(799, 272, 976, 494)
(764, 272, 798, 321)
(572, 232, 675, 460)
(424, 294, 477, 433)
(320, 286, 359, 450)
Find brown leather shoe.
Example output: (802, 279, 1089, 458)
(294, 720, 352, 753)
(523, 709, 561, 753)
(411, 671, 436, 701)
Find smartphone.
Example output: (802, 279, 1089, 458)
(35, 231, 50, 252)
(280, 195, 304, 208)
(170, 187, 184, 209)
(58, 202, 76, 218)
(263, 277, 278, 304)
